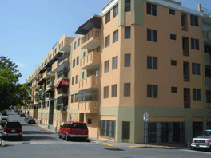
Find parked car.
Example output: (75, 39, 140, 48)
(26, 117, 35, 124)
(24, 115, 30, 121)
(17, 109, 22, 115)
(2, 111, 7, 116)
(20, 113, 26, 117)
(1, 116, 9, 126)
(191, 130, 211, 151)
(58, 121, 88, 141)
(2, 121, 22, 140)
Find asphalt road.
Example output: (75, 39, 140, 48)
(0, 110, 211, 158)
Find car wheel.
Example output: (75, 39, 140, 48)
(58, 131, 62, 138)
(65, 133, 69, 141)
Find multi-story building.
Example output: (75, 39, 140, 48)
(25, 0, 211, 144)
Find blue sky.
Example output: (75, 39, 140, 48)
(0, 0, 210, 84)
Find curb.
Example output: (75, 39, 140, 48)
(129, 145, 170, 149)
(98, 142, 114, 146)
(37, 124, 50, 131)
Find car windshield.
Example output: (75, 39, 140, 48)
(6, 122, 22, 128)
(2, 118, 7, 120)
(70, 123, 87, 129)
(201, 131, 211, 136)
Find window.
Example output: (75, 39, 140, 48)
(77, 56, 79, 65)
(75, 75, 78, 84)
(104, 86, 109, 98)
(171, 60, 177, 66)
(105, 11, 110, 24)
(146, 3, 157, 16)
(71, 95, 74, 103)
(125, 0, 131, 12)
(171, 87, 177, 93)
(74, 41, 76, 49)
(125, 54, 131, 67)
(147, 29, 157, 42)
(72, 77, 74, 85)
(147, 56, 157, 69)
(125, 26, 131, 39)
(191, 38, 199, 50)
(113, 5, 118, 17)
(88, 119, 92, 124)
(78, 38, 80, 46)
(73, 59, 75, 68)
(83, 52, 86, 57)
(147, 85, 157, 98)
(113, 30, 118, 43)
(112, 84, 117, 97)
(112, 56, 118, 69)
(124, 83, 130, 97)
(192, 63, 200, 75)
(105, 60, 109, 73)
(75, 94, 79, 102)
(169, 9, 175, 15)
(190, 14, 199, 26)
(193, 89, 201, 101)
(101, 120, 116, 138)
(82, 72, 85, 79)
(105, 35, 110, 48)
(170, 34, 176, 40)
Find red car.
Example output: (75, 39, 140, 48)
(58, 121, 88, 141)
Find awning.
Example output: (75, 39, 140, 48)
(55, 79, 69, 88)
(75, 15, 102, 34)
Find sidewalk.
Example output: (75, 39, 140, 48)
(38, 124, 188, 149)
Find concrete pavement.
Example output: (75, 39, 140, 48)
(38, 123, 188, 149)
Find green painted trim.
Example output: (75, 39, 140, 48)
(67, 109, 78, 113)
(70, 89, 79, 95)
(118, 0, 125, 26)
(131, 0, 143, 25)
(101, 106, 118, 115)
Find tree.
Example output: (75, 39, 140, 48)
(0, 56, 23, 110)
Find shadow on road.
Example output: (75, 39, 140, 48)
(2, 136, 57, 141)
(23, 131, 55, 135)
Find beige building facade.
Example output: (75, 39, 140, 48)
(25, 0, 211, 144)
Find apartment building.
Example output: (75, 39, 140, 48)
(25, 0, 211, 144)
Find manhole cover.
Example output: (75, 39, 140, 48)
(104, 148, 125, 151)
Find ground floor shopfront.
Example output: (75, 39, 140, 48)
(26, 105, 211, 144)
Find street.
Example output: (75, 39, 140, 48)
(0, 111, 211, 158)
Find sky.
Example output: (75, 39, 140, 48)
(0, 0, 210, 84)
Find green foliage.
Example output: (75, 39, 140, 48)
(0, 56, 24, 110)
(35, 93, 41, 102)
(56, 104, 61, 110)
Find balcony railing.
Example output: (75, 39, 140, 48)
(80, 51, 101, 70)
(78, 101, 98, 113)
(79, 75, 100, 90)
(205, 77, 211, 90)
(204, 53, 211, 65)
(81, 28, 101, 49)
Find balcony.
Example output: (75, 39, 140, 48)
(81, 28, 101, 49)
(51, 60, 59, 72)
(79, 75, 100, 90)
(80, 51, 101, 70)
(61, 105, 67, 113)
(205, 77, 211, 90)
(78, 101, 98, 113)
(204, 53, 211, 65)
(42, 71, 50, 79)
(203, 30, 211, 42)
